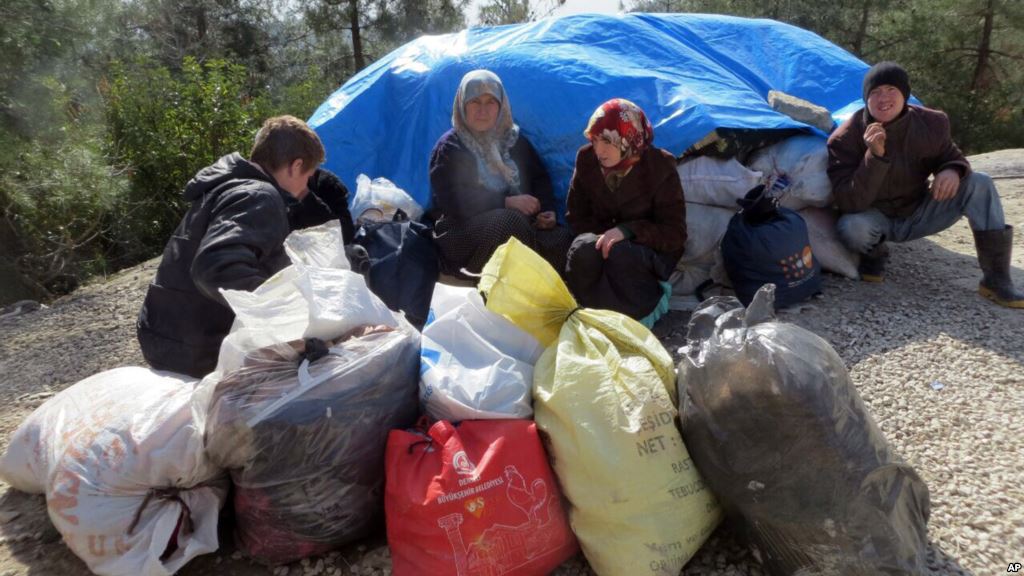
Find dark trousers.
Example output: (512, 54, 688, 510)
(435, 208, 574, 277)
(565, 233, 676, 319)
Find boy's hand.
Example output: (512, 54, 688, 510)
(930, 169, 960, 201)
(864, 122, 886, 158)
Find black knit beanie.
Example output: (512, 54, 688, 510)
(863, 61, 911, 103)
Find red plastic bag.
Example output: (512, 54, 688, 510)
(386, 419, 578, 576)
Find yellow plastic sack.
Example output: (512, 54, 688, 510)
(479, 239, 721, 576)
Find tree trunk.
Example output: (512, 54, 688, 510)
(349, 0, 365, 71)
(971, 0, 995, 91)
(196, 4, 207, 42)
(852, 0, 871, 56)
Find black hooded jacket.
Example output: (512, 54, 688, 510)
(137, 153, 297, 377)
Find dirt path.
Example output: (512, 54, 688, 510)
(1, 151, 1022, 576)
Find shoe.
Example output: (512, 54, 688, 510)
(973, 225, 1024, 308)
(858, 242, 889, 283)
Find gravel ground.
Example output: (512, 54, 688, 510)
(0, 150, 1022, 576)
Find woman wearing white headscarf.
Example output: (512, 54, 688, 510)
(429, 69, 573, 277)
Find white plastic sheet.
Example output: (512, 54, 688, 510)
(420, 290, 542, 420)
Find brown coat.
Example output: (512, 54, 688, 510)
(565, 144, 687, 258)
(827, 105, 970, 218)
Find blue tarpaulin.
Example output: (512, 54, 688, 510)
(309, 12, 872, 213)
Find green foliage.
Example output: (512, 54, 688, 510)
(103, 56, 264, 257)
(371, 0, 470, 39)
(0, 124, 127, 294)
(303, 0, 469, 76)
(477, 0, 563, 25)
(268, 66, 336, 120)
(478, 0, 532, 25)
(626, 0, 1024, 153)
(1, 0, 90, 139)
(881, 0, 1024, 153)
(121, 0, 276, 75)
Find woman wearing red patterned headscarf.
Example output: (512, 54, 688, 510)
(565, 98, 687, 326)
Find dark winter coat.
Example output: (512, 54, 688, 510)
(565, 144, 687, 261)
(827, 105, 971, 218)
(137, 153, 297, 378)
(428, 129, 556, 224)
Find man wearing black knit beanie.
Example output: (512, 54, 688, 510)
(826, 61, 1023, 308)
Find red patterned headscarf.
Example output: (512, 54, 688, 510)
(584, 98, 654, 174)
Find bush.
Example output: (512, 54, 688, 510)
(270, 66, 335, 121)
(0, 125, 128, 294)
(103, 57, 266, 259)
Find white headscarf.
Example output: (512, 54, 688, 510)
(452, 69, 521, 194)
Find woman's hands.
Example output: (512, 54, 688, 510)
(534, 211, 556, 230)
(505, 194, 540, 216)
(595, 227, 625, 259)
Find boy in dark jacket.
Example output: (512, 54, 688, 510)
(138, 115, 328, 377)
(827, 61, 1022, 308)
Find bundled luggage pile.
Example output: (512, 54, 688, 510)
(0, 185, 931, 576)
(674, 134, 862, 307)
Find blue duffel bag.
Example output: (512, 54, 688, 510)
(352, 212, 439, 328)
(721, 185, 821, 308)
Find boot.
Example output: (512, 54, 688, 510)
(973, 225, 1024, 308)
(858, 242, 889, 283)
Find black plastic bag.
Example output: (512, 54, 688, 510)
(677, 285, 930, 575)
(203, 326, 420, 565)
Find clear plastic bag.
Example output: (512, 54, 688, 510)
(351, 174, 424, 223)
(420, 289, 542, 421)
(210, 221, 398, 386)
(193, 218, 419, 565)
(677, 285, 931, 575)
(203, 328, 420, 565)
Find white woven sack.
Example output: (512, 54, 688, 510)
(677, 156, 762, 208)
(800, 207, 861, 279)
(0, 367, 226, 576)
(748, 135, 833, 210)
